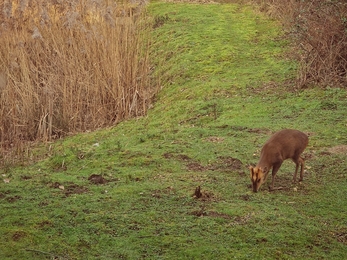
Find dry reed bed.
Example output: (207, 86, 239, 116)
(0, 0, 152, 161)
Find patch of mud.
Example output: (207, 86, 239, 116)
(187, 162, 205, 172)
(163, 153, 205, 171)
(50, 182, 61, 189)
(186, 156, 243, 172)
(64, 184, 89, 197)
(191, 208, 208, 217)
(303, 151, 315, 160)
(38, 200, 49, 207)
(177, 154, 191, 161)
(210, 156, 243, 171)
(334, 230, 347, 244)
(240, 194, 251, 201)
(12, 231, 27, 241)
(0, 187, 20, 202)
(163, 152, 174, 159)
(20, 175, 32, 180)
(88, 174, 107, 184)
(327, 145, 347, 155)
(37, 220, 53, 229)
(50, 182, 88, 197)
(6, 195, 21, 203)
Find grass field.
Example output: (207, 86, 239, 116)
(1, 1, 347, 259)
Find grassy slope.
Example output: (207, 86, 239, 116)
(1, 2, 347, 259)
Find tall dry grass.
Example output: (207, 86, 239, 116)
(250, 0, 347, 88)
(0, 0, 153, 163)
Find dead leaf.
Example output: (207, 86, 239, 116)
(3, 178, 10, 183)
(58, 185, 65, 190)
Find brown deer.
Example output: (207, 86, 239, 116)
(249, 129, 308, 192)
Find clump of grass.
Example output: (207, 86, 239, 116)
(0, 0, 152, 163)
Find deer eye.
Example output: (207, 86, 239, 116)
(257, 179, 261, 183)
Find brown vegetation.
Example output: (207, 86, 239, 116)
(0, 0, 152, 161)
(251, 0, 347, 88)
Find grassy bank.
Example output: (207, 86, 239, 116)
(1, 1, 347, 259)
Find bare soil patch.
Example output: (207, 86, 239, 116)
(185, 155, 243, 173)
(88, 174, 108, 184)
(37, 220, 53, 229)
(187, 162, 205, 172)
(20, 175, 32, 180)
(240, 194, 250, 201)
(209, 156, 243, 172)
(327, 145, 347, 155)
(12, 231, 26, 241)
(64, 184, 89, 197)
(6, 195, 21, 203)
(334, 230, 347, 245)
(50, 182, 89, 197)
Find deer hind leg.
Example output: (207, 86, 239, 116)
(299, 157, 305, 181)
(293, 157, 305, 182)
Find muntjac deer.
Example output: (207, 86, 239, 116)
(249, 129, 308, 192)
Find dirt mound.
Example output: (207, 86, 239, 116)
(88, 174, 108, 184)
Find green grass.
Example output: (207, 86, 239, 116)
(1, 1, 347, 259)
